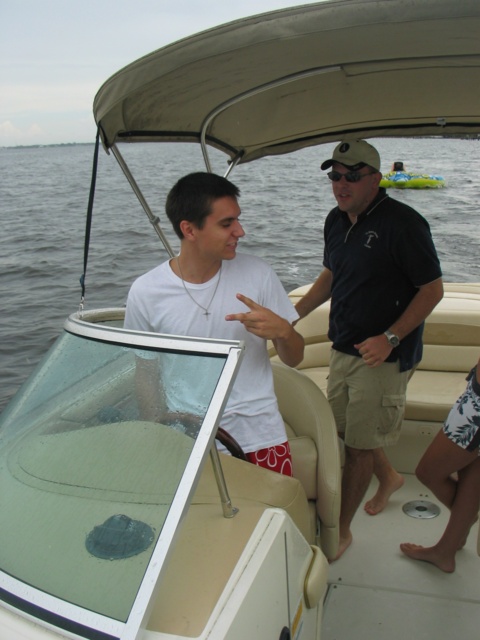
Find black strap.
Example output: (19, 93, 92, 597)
(80, 128, 101, 306)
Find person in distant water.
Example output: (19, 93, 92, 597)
(392, 161, 405, 172)
(124, 171, 304, 476)
(400, 356, 480, 572)
(295, 139, 443, 559)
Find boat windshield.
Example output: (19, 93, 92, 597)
(0, 313, 243, 640)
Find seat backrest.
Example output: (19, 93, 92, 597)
(271, 361, 341, 560)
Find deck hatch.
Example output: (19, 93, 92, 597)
(402, 500, 441, 519)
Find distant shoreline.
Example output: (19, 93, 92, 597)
(2, 134, 479, 151)
(0, 142, 95, 150)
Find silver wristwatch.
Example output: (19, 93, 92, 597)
(384, 330, 400, 348)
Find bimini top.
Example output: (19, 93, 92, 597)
(93, 0, 480, 165)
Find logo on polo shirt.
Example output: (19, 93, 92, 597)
(364, 230, 378, 248)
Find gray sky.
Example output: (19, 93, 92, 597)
(0, 0, 320, 147)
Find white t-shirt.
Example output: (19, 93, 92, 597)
(124, 253, 299, 453)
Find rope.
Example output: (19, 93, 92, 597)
(79, 128, 101, 310)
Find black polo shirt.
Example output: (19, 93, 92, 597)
(323, 188, 442, 371)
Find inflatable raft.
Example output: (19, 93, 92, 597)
(380, 171, 446, 189)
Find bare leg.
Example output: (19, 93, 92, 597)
(401, 459, 480, 572)
(364, 448, 404, 515)
(400, 432, 480, 572)
(414, 431, 459, 508)
(335, 445, 374, 560)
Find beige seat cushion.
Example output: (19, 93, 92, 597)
(298, 368, 329, 394)
(405, 370, 468, 422)
(288, 435, 318, 500)
(272, 362, 341, 560)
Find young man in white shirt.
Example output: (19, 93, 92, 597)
(124, 171, 304, 475)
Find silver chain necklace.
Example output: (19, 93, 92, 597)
(176, 257, 222, 319)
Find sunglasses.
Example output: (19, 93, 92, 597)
(327, 170, 377, 183)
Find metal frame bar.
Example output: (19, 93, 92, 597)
(199, 65, 341, 172)
(111, 144, 175, 258)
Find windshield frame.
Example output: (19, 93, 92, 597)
(0, 312, 244, 640)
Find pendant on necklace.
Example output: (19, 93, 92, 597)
(176, 257, 222, 319)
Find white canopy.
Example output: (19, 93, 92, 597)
(93, 0, 480, 164)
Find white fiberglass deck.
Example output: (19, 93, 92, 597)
(322, 473, 480, 640)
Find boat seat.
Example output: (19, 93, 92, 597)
(271, 361, 341, 561)
(270, 286, 480, 474)
(405, 322, 480, 422)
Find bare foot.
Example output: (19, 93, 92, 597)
(331, 531, 353, 562)
(364, 473, 404, 515)
(399, 542, 455, 573)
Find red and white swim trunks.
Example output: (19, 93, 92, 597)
(246, 441, 293, 476)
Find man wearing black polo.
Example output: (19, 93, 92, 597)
(295, 140, 443, 560)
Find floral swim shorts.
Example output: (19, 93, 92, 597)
(443, 365, 480, 455)
(246, 441, 293, 476)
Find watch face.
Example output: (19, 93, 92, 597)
(385, 332, 400, 347)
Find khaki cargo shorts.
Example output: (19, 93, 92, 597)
(327, 350, 409, 450)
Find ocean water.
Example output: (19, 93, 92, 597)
(1, 137, 479, 411)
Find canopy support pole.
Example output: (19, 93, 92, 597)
(111, 143, 176, 258)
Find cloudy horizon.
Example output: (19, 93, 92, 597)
(1, 0, 321, 147)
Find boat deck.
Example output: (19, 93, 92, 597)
(322, 473, 480, 640)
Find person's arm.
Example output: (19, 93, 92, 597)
(355, 277, 444, 367)
(387, 277, 444, 340)
(294, 267, 333, 320)
(225, 294, 304, 367)
(271, 322, 305, 368)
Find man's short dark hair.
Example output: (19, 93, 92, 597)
(166, 172, 240, 239)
